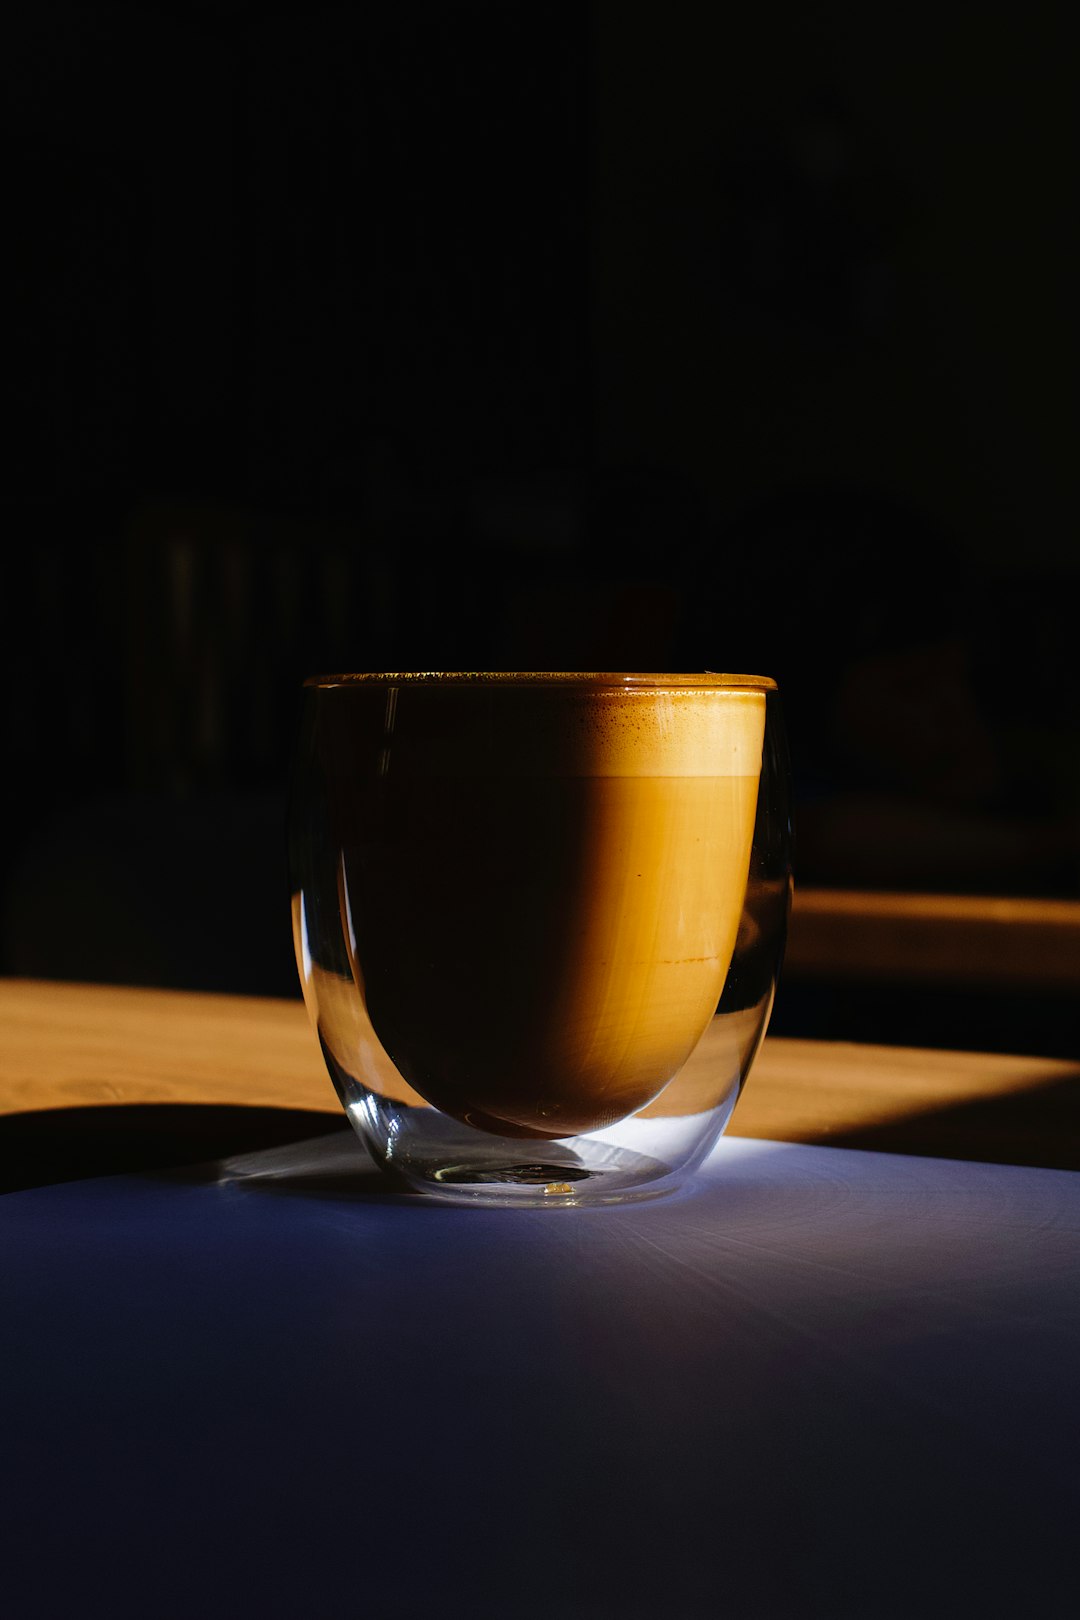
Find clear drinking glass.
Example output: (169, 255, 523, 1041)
(289, 673, 791, 1206)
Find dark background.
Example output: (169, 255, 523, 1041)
(2, 3, 1077, 1049)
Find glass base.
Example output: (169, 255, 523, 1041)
(387, 1159, 681, 1209)
(420, 1161, 680, 1208)
(340, 1087, 690, 1208)
(434, 1161, 593, 1187)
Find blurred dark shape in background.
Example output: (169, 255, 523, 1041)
(677, 483, 1080, 898)
(2, 3, 1077, 1053)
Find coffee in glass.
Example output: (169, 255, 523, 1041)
(290, 673, 790, 1205)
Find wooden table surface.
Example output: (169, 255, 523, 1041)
(786, 887, 1080, 990)
(2, 977, 1079, 1187)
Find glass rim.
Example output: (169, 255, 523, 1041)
(303, 671, 778, 692)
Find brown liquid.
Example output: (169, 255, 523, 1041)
(331, 685, 764, 1138)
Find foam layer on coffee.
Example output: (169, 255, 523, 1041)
(366, 683, 768, 779)
(549, 686, 766, 777)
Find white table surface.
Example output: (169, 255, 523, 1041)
(4, 1126, 1078, 1618)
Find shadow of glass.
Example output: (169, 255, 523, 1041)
(0, 1104, 346, 1195)
(818, 1069, 1080, 1171)
(211, 1128, 422, 1203)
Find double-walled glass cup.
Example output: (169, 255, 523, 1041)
(289, 673, 791, 1206)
